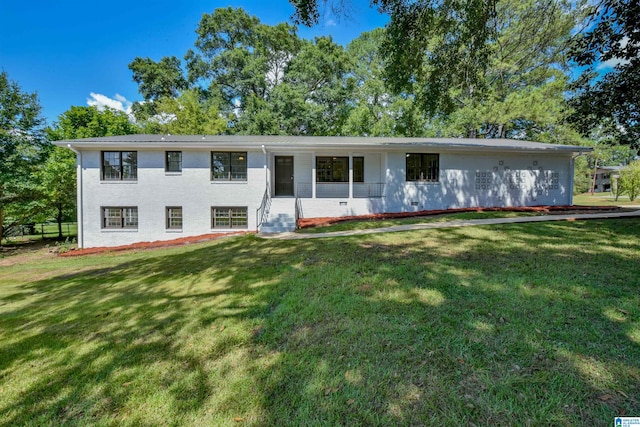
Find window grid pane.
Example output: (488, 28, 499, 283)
(123, 208, 138, 228)
(167, 207, 183, 229)
(212, 152, 247, 181)
(353, 157, 364, 183)
(102, 207, 138, 229)
(166, 151, 182, 172)
(121, 152, 137, 180)
(102, 152, 121, 180)
(212, 207, 248, 229)
(406, 153, 439, 182)
(104, 208, 122, 228)
(102, 151, 137, 181)
(316, 157, 349, 183)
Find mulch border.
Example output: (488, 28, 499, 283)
(296, 205, 623, 229)
(59, 231, 253, 257)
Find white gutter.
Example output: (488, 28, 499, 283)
(67, 144, 84, 248)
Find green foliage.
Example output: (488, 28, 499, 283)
(619, 161, 640, 201)
(568, 0, 640, 147)
(47, 106, 139, 141)
(142, 89, 227, 135)
(0, 71, 49, 241)
(343, 28, 428, 137)
(129, 56, 188, 100)
(34, 147, 77, 237)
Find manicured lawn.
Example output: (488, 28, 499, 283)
(1, 219, 639, 426)
(574, 192, 639, 206)
(298, 211, 539, 234)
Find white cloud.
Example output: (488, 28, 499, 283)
(325, 19, 337, 27)
(596, 37, 633, 70)
(596, 57, 631, 70)
(87, 92, 133, 115)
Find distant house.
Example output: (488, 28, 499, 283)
(591, 166, 623, 193)
(56, 135, 591, 248)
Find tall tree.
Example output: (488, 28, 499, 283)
(434, 0, 582, 140)
(140, 89, 227, 135)
(343, 28, 428, 136)
(47, 105, 139, 140)
(46, 106, 139, 236)
(129, 56, 188, 100)
(289, 0, 498, 116)
(35, 147, 76, 238)
(0, 71, 48, 241)
(568, 0, 640, 148)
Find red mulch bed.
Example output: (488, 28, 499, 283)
(60, 231, 253, 257)
(297, 205, 622, 229)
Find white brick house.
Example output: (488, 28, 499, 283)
(56, 135, 591, 248)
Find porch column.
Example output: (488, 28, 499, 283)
(348, 153, 353, 199)
(311, 152, 316, 199)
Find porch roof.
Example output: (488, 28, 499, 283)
(56, 134, 592, 154)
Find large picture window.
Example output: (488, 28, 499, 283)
(102, 207, 138, 229)
(166, 207, 183, 229)
(316, 156, 364, 182)
(102, 151, 137, 181)
(165, 151, 182, 173)
(211, 152, 247, 181)
(406, 153, 439, 182)
(211, 207, 248, 229)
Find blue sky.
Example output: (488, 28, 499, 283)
(0, 0, 388, 125)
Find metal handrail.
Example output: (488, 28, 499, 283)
(256, 186, 271, 230)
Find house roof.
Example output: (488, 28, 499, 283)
(56, 134, 592, 154)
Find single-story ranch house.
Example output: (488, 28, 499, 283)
(56, 135, 591, 248)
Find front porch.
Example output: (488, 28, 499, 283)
(295, 182, 385, 199)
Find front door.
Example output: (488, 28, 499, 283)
(275, 156, 294, 197)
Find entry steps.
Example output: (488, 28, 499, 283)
(259, 198, 296, 233)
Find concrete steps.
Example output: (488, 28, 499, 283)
(259, 198, 296, 233)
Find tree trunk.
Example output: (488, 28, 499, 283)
(591, 157, 599, 195)
(57, 203, 63, 238)
(0, 206, 4, 243)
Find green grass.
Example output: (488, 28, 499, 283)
(1, 219, 639, 426)
(1, 222, 77, 246)
(574, 192, 639, 206)
(298, 210, 539, 234)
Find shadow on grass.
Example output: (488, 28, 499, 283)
(0, 219, 639, 425)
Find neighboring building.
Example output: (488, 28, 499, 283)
(56, 135, 591, 248)
(592, 166, 623, 193)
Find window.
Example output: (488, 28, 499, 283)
(166, 207, 183, 229)
(102, 207, 138, 229)
(211, 207, 248, 229)
(406, 153, 439, 182)
(353, 157, 364, 183)
(102, 151, 137, 181)
(166, 151, 182, 173)
(211, 152, 247, 181)
(316, 157, 364, 182)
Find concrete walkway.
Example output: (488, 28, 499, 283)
(259, 209, 640, 240)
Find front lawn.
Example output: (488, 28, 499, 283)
(1, 219, 639, 426)
(574, 192, 639, 206)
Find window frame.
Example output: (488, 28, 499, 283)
(316, 156, 350, 183)
(101, 151, 138, 181)
(165, 151, 182, 173)
(353, 156, 364, 183)
(101, 207, 138, 229)
(211, 152, 248, 181)
(211, 206, 248, 229)
(405, 153, 440, 182)
(166, 206, 183, 230)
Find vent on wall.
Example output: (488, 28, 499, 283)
(411, 201, 419, 206)
(339, 201, 347, 206)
